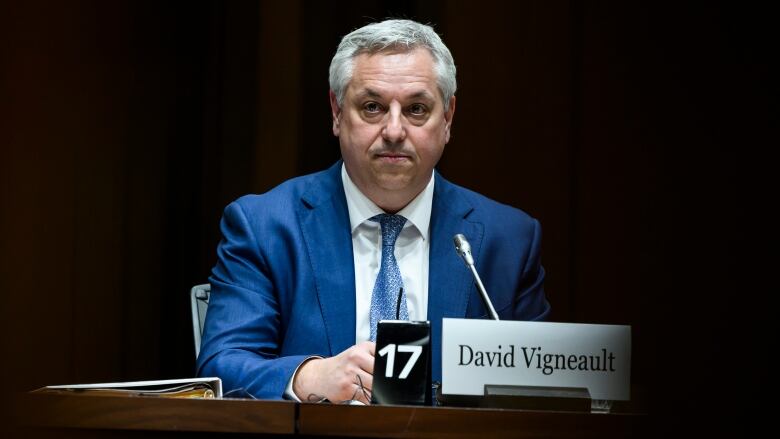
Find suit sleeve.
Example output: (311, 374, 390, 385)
(511, 218, 551, 321)
(196, 201, 308, 399)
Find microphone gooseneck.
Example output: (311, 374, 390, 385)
(453, 234, 500, 321)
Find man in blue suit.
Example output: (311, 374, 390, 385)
(197, 19, 550, 403)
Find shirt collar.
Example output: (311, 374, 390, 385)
(341, 163, 434, 241)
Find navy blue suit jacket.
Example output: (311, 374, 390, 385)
(196, 161, 550, 399)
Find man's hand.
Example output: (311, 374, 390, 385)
(293, 341, 375, 404)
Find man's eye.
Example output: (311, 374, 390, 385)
(363, 102, 382, 113)
(408, 103, 427, 115)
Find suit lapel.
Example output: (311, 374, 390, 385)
(427, 173, 483, 382)
(297, 162, 356, 356)
(428, 173, 484, 324)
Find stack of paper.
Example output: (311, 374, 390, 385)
(33, 377, 222, 399)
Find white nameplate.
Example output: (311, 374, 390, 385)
(442, 318, 631, 401)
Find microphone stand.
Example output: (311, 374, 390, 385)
(468, 264, 499, 321)
(453, 234, 500, 321)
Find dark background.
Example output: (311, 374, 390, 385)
(1, 0, 773, 434)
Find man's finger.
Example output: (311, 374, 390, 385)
(358, 373, 374, 391)
(355, 350, 375, 375)
(351, 342, 375, 375)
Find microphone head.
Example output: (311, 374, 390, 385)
(453, 234, 475, 266)
(453, 234, 470, 252)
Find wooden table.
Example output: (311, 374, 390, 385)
(12, 392, 647, 438)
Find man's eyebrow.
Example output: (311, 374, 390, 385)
(354, 88, 383, 99)
(407, 90, 436, 101)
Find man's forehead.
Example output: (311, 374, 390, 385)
(351, 48, 435, 75)
(355, 46, 434, 62)
(352, 87, 437, 102)
(348, 49, 440, 100)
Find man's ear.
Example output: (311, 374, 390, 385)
(444, 95, 456, 144)
(329, 90, 342, 136)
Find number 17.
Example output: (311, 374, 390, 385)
(377, 344, 423, 379)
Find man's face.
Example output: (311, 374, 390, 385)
(330, 48, 456, 212)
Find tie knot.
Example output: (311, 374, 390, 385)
(371, 214, 406, 247)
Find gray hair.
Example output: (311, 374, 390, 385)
(328, 19, 457, 111)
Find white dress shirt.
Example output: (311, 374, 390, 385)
(285, 164, 434, 401)
(341, 164, 433, 343)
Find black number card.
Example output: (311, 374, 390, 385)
(372, 320, 431, 405)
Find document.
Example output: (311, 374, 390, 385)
(32, 377, 222, 399)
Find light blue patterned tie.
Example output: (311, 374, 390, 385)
(369, 214, 409, 341)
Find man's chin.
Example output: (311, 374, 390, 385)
(373, 173, 414, 191)
(377, 176, 426, 198)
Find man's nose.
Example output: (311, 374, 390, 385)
(382, 102, 406, 144)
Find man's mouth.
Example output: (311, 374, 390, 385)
(375, 153, 410, 161)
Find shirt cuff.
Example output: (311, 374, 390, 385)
(283, 356, 323, 402)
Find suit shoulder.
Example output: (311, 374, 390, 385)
(230, 168, 332, 214)
(447, 181, 538, 229)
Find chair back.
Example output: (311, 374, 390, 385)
(190, 283, 211, 358)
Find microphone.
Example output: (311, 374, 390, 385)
(453, 234, 500, 321)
